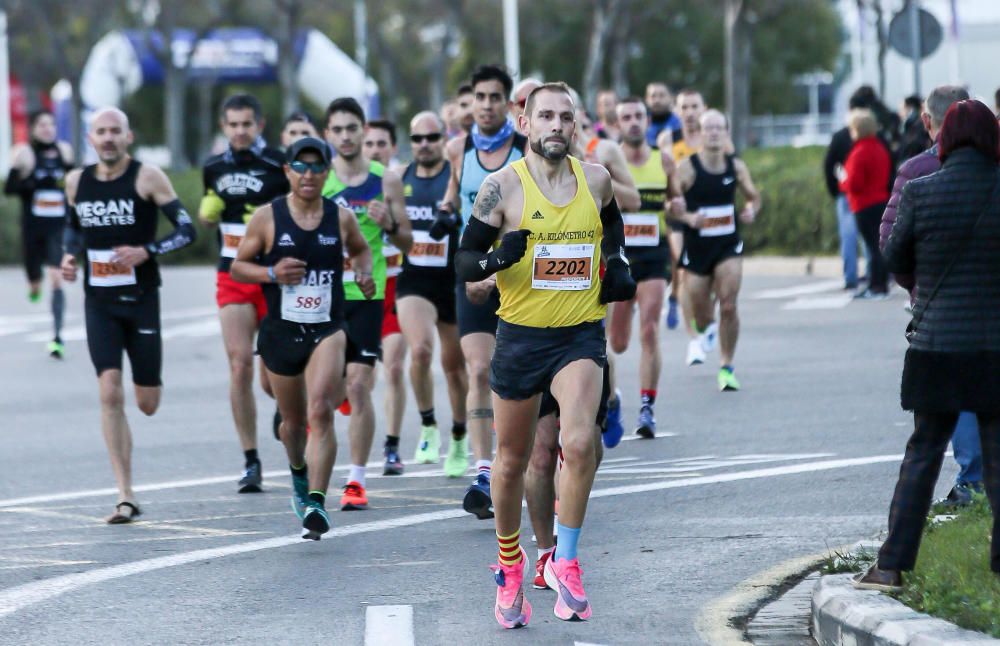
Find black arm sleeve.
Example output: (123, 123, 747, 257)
(600, 198, 629, 266)
(63, 203, 84, 256)
(145, 199, 197, 256)
(4, 169, 34, 196)
(455, 217, 503, 282)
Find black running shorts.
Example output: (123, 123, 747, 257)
(85, 290, 162, 386)
(396, 273, 457, 325)
(625, 238, 671, 283)
(22, 222, 63, 283)
(538, 360, 611, 428)
(344, 298, 384, 366)
(491, 319, 606, 402)
(680, 237, 744, 277)
(257, 318, 345, 377)
(455, 281, 500, 337)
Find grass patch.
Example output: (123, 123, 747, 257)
(896, 494, 1000, 638)
(819, 544, 877, 575)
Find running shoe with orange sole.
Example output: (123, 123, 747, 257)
(340, 481, 368, 510)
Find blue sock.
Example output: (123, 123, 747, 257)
(554, 523, 581, 562)
(722, 364, 734, 374)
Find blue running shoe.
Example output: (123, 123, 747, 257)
(291, 474, 309, 520)
(603, 389, 624, 448)
(301, 502, 330, 540)
(666, 296, 679, 330)
(635, 405, 656, 439)
(463, 473, 494, 519)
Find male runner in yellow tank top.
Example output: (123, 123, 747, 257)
(455, 83, 635, 629)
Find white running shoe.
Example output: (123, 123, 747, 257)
(699, 321, 719, 354)
(686, 339, 706, 366)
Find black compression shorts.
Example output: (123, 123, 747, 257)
(455, 281, 500, 337)
(396, 273, 457, 325)
(85, 290, 162, 386)
(625, 238, 671, 283)
(538, 360, 612, 429)
(257, 318, 345, 377)
(344, 298, 384, 366)
(491, 319, 606, 402)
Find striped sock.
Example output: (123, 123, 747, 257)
(476, 460, 492, 480)
(497, 529, 522, 566)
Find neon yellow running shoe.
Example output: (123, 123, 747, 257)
(718, 367, 741, 392)
(443, 434, 469, 478)
(413, 425, 440, 464)
(47, 340, 65, 359)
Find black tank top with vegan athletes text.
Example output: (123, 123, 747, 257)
(73, 159, 161, 297)
(261, 196, 345, 327)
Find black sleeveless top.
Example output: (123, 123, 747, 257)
(401, 161, 456, 279)
(23, 142, 72, 228)
(683, 154, 739, 244)
(261, 196, 345, 327)
(73, 160, 161, 297)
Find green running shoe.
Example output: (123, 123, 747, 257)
(28, 290, 41, 304)
(413, 424, 440, 464)
(718, 368, 741, 392)
(47, 340, 65, 359)
(443, 435, 469, 478)
(291, 473, 309, 519)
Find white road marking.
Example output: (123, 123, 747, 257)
(26, 326, 86, 342)
(782, 294, 853, 310)
(0, 453, 903, 620)
(364, 605, 414, 646)
(618, 432, 678, 442)
(751, 280, 843, 300)
(160, 318, 220, 340)
(347, 560, 439, 569)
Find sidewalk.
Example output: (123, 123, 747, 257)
(743, 255, 850, 278)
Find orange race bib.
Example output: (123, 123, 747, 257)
(87, 249, 136, 287)
(622, 213, 660, 246)
(531, 244, 594, 291)
(220, 222, 246, 258)
(407, 230, 449, 268)
(699, 205, 736, 237)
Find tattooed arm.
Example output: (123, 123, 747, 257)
(454, 169, 529, 282)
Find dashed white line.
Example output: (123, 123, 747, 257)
(751, 280, 843, 300)
(0, 453, 903, 620)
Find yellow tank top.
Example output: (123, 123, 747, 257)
(626, 149, 669, 236)
(672, 139, 699, 163)
(497, 157, 606, 328)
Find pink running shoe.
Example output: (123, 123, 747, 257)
(489, 548, 532, 629)
(543, 556, 592, 621)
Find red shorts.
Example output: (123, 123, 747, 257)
(216, 271, 267, 322)
(382, 276, 401, 338)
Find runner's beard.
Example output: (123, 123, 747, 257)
(530, 137, 568, 161)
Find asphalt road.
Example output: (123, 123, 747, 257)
(0, 265, 954, 645)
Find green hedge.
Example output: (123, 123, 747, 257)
(0, 145, 839, 265)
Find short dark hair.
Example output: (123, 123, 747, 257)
(220, 94, 263, 121)
(904, 95, 923, 111)
(618, 96, 645, 107)
(28, 109, 54, 129)
(470, 64, 513, 97)
(939, 100, 1000, 163)
(524, 82, 573, 118)
(283, 110, 317, 130)
(676, 88, 704, 102)
(849, 85, 877, 109)
(325, 97, 366, 127)
(367, 119, 397, 145)
(457, 83, 473, 97)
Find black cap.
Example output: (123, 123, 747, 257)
(287, 136, 331, 167)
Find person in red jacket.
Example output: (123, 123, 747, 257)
(838, 108, 891, 297)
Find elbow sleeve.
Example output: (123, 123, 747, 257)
(599, 198, 629, 266)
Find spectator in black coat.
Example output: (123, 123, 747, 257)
(854, 100, 1000, 592)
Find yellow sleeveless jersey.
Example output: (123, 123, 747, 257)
(672, 139, 699, 163)
(626, 149, 669, 240)
(496, 157, 605, 328)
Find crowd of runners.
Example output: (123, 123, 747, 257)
(5, 66, 761, 628)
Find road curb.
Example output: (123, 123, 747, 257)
(811, 574, 1000, 645)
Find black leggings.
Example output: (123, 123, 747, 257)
(854, 202, 888, 292)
